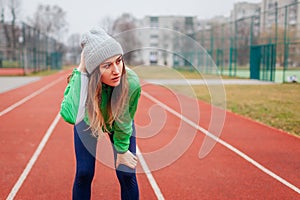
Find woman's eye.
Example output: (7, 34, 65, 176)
(116, 58, 122, 64)
(104, 64, 111, 69)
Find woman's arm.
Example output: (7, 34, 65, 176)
(60, 53, 89, 124)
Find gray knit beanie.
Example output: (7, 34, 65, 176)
(80, 27, 123, 74)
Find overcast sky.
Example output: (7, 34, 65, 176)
(20, 0, 261, 39)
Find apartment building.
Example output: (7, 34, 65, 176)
(230, 1, 261, 21)
(260, 0, 299, 31)
(138, 16, 197, 66)
(135, 1, 300, 67)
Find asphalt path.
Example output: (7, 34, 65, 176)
(0, 77, 40, 94)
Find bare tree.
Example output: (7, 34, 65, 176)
(98, 16, 115, 35)
(0, 0, 10, 49)
(111, 13, 141, 65)
(0, 0, 22, 60)
(7, 0, 21, 58)
(28, 4, 68, 41)
(235, 19, 251, 66)
(0, 0, 4, 23)
(67, 33, 81, 65)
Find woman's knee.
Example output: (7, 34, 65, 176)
(75, 169, 95, 184)
(116, 167, 136, 183)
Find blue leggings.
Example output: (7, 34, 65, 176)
(72, 120, 139, 200)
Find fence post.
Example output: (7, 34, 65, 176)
(273, 4, 278, 82)
(283, 5, 289, 83)
(220, 24, 225, 75)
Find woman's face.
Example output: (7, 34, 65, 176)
(99, 55, 123, 87)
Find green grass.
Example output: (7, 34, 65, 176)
(132, 65, 219, 79)
(188, 84, 300, 136)
(1, 60, 21, 68)
(132, 66, 192, 79)
(133, 66, 300, 136)
(29, 69, 60, 76)
(27, 66, 73, 77)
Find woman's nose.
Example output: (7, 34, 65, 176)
(112, 62, 120, 74)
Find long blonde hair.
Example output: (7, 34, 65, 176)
(86, 62, 128, 138)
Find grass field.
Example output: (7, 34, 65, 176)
(133, 66, 300, 136)
(185, 84, 299, 136)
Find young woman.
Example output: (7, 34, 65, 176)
(60, 27, 141, 200)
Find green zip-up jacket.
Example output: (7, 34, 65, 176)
(60, 67, 141, 153)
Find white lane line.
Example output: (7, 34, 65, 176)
(142, 91, 300, 195)
(6, 112, 61, 200)
(136, 146, 165, 200)
(0, 77, 64, 117)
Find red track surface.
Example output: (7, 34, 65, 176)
(0, 68, 25, 76)
(1, 69, 299, 199)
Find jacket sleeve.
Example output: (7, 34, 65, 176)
(60, 68, 89, 125)
(113, 76, 141, 153)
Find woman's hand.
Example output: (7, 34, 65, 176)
(116, 150, 138, 169)
(77, 51, 87, 72)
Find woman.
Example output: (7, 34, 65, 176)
(60, 27, 141, 200)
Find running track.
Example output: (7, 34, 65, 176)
(1, 69, 300, 199)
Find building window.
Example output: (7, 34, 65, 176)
(150, 43, 158, 47)
(150, 34, 159, 38)
(149, 51, 158, 64)
(150, 17, 159, 27)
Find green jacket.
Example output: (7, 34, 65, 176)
(60, 67, 141, 153)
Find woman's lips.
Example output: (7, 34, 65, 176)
(112, 76, 120, 81)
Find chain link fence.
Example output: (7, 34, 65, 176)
(0, 21, 64, 75)
(192, 1, 300, 82)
